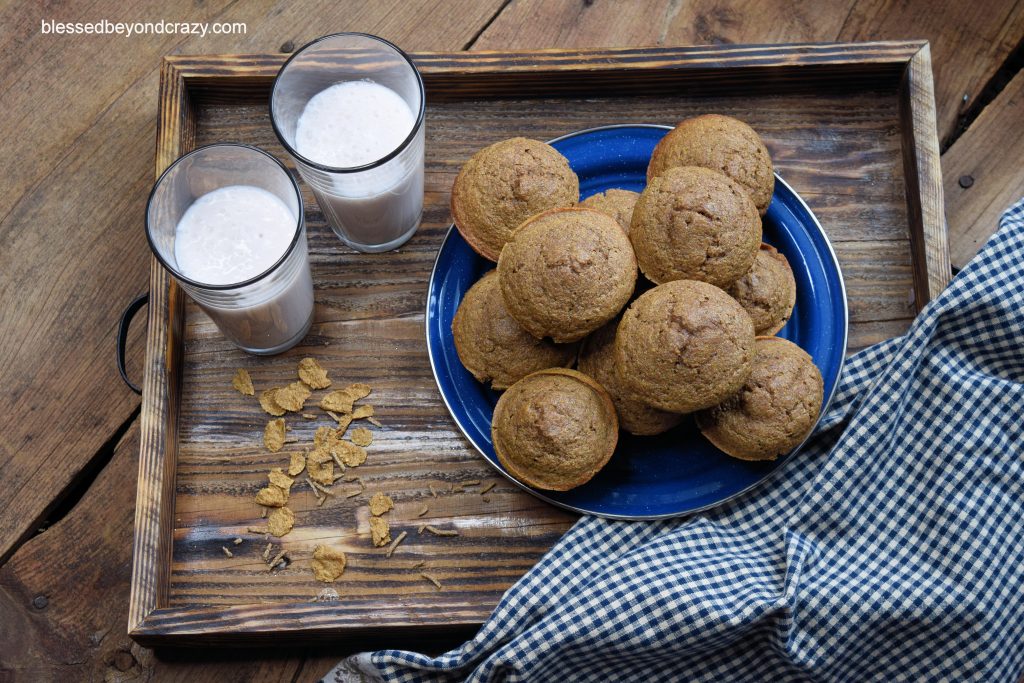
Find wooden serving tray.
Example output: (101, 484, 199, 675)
(130, 42, 949, 646)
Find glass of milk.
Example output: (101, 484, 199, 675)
(145, 143, 314, 355)
(270, 32, 425, 253)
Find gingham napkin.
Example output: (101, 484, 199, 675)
(325, 198, 1024, 683)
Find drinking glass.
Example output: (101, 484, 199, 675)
(270, 32, 426, 253)
(145, 143, 314, 355)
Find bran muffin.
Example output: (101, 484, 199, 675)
(451, 138, 579, 262)
(647, 114, 775, 215)
(578, 320, 683, 436)
(497, 207, 637, 344)
(452, 271, 579, 390)
(579, 188, 640, 234)
(695, 336, 823, 461)
(727, 243, 797, 336)
(630, 166, 761, 288)
(492, 368, 618, 491)
(615, 280, 755, 414)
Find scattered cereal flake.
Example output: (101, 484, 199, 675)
(311, 544, 347, 582)
(420, 572, 442, 589)
(288, 451, 306, 477)
(313, 425, 336, 451)
(320, 390, 355, 414)
(423, 525, 458, 537)
(348, 383, 372, 400)
(267, 549, 288, 571)
(417, 524, 426, 534)
(255, 485, 289, 507)
(302, 413, 317, 420)
(334, 440, 367, 467)
(480, 482, 496, 495)
(221, 546, 233, 557)
(268, 467, 294, 490)
(307, 450, 335, 486)
(482, 495, 491, 503)
(298, 358, 331, 390)
(417, 506, 429, 517)
(231, 369, 255, 396)
(429, 484, 438, 498)
(267, 506, 295, 537)
(462, 480, 481, 487)
(351, 405, 374, 420)
(385, 530, 408, 558)
(248, 525, 269, 534)
(369, 516, 391, 547)
(452, 483, 465, 493)
(274, 382, 311, 412)
(369, 492, 394, 516)
(307, 477, 334, 497)
(233, 537, 243, 545)
(312, 587, 340, 602)
(334, 413, 354, 436)
(263, 543, 273, 561)
(264, 418, 286, 452)
(412, 560, 426, 569)
(350, 427, 373, 447)
(261, 507, 268, 518)
(367, 416, 383, 428)
(259, 389, 286, 416)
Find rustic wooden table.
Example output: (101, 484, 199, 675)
(1, 0, 1022, 679)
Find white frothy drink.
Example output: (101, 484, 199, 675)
(174, 185, 296, 285)
(296, 80, 414, 168)
(173, 185, 313, 352)
(294, 80, 423, 250)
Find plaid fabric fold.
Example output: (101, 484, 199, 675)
(327, 198, 1024, 683)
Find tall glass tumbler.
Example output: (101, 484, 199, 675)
(270, 33, 426, 253)
(146, 144, 314, 355)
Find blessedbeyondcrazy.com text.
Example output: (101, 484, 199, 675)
(40, 19, 246, 38)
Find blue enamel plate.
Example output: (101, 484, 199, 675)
(425, 124, 848, 519)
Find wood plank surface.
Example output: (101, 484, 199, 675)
(0, 0, 507, 565)
(474, 0, 1024, 145)
(0, 0, 1020, 677)
(944, 69, 1024, 269)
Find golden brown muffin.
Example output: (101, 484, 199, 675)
(648, 114, 774, 215)
(452, 271, 579, 390)
(578, 321, 683, 436)
(727, 243, 797, 336)
(630, 166, 761, 288)
(579, 189, 640, 234)
(451, 138, 579, 262)
(615, 280, 755, 414)
(695, 337, 823, 461)
(492, 368, 618, 491)
(497, 207, 637, 344)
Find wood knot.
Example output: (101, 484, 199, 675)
(31, 595, 47, 609)
(280, 40, 295, 54)
(958, 175, 974, 189)
(112, 650, 136, 672)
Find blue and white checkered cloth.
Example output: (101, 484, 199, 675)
(326, 198, 1024, 683)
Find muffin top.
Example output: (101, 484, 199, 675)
(615, 279, 755, 414)
(647, 114, 774, 215)
(727, 243, 797, 336)
(497, 207, 637, 344)
(578, 320, 683, 436)
(696, 336, 823, 461)
(492, 368, 618, 491)
(451, 137, 579, 261)
(579, 188, 640, 234)
(630, 166, 761, 288)
(452, 271, 579, 390)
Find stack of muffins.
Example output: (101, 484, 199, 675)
(450, 115, 824, 492)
